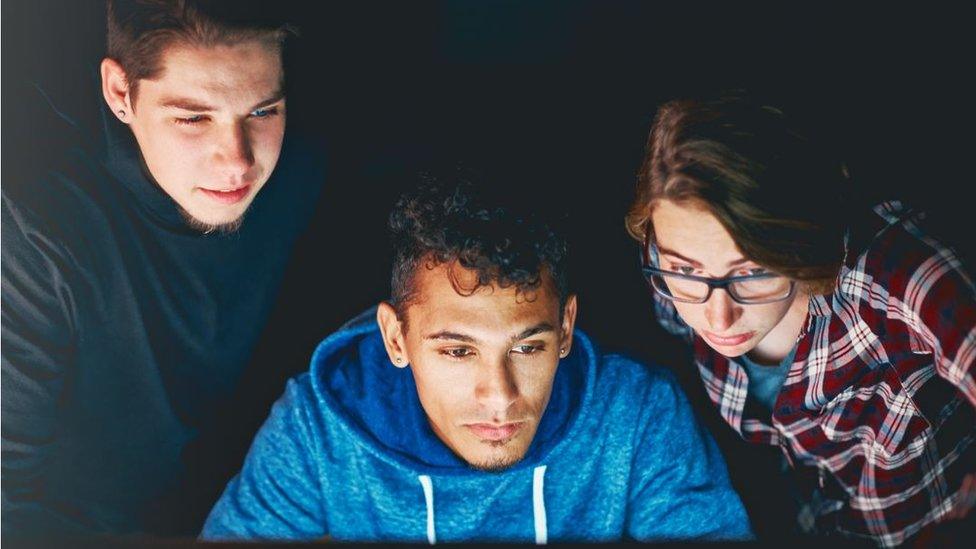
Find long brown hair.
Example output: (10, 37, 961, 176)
(626, 94, 851, 294)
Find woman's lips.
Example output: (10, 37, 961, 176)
(200, 185, 251, 205)
(465, 422, 524, 441)
(703, 331, 755, 347)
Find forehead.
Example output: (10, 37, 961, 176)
(650, 199, 745, 263)
(405, 263, 560, 337)
(139, 41, 282, 106)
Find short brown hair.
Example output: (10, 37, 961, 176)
(626, 93, 850, 294)
(106, 0, 295, 100)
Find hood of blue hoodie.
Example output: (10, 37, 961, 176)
(307, 307, 587, 474)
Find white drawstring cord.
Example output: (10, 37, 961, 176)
(418, 475, 436, 544)
(419, 466, 548, 544)
(532, 465, 548, 544)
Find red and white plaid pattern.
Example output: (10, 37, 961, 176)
(651, 201, 976, 546)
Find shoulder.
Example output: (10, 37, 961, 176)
(589, 353, 710, 465)
(3, 162, 117, 280)
(593, 353, 686, 411)
(4, 82, 115, 254)
(598, 352, 677, 383)
(7, 75, 105, 188)
(842, 201, 973, 301)
(280, 372, 321, 417)
(2, 90, 131, 276)
(259, 373, 330, 447)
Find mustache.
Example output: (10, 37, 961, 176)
(458, 412, 534, 425)
(462, 419, 529, 426)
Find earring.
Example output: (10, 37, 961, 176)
(559, 348, 567, 356)
(394, 357, 402, 364)
(117, 109, 126, 119)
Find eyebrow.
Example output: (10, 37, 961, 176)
(513, 322, 555, 341)
(423, 322, 556, 345)
(158, 90, 285, 113)
(656, 246, 751, 268)
(424, 331, 477, 344)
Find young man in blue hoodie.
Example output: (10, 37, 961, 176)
(201, 177, 753, 543)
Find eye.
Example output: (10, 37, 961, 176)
(668, 263, 697, 275)
(738, 267, 769, 277)
(441, 347, 474, 360)
(174, 115, 208, 125)
(250, 106, 279, 119)
(511, 344, 544, 356)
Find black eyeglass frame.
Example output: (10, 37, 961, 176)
(641, 266, 796, 305)
(640, 226, 796, 305)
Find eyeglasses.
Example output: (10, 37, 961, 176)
(640, 228, 795, 305)
(641, 266, 795, 304)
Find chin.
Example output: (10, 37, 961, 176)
(467, 451, 526, 472)
(179, 206, 248, 234)
(710, 346, 747, 358)
(708, 342, 756, 358)
(455, 434, 531, 472)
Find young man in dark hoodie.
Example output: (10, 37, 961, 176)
(1, 0, 322, 536)
(201, 176, 753, 543)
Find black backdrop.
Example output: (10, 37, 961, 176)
(3, 0, 973, 540)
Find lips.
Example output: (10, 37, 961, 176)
(465, 422, 524, 441)
(199, 185, 251, 205)
(703, 331, 755, 347)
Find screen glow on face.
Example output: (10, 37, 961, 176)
(649, 199, 805, 360)
(396, 262, 574, 471)
(126, 41, 286, 232)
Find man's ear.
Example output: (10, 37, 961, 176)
(376, 302, 410, 368)
(558, 294, 578, 358)
(100, 57, 133, 123)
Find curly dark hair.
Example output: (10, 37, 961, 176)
(389, 171, 570, 321)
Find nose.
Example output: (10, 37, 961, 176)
(475, 357, 519, 413)
(704, 288, 741, 333)
(215, 121, 255, 179)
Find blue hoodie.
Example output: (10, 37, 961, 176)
(201, 310, 752, 542)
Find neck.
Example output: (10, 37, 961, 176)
(747, 291, 810, 365)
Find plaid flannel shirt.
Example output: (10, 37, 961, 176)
(650, 201, 976, 546)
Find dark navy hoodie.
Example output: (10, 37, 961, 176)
(1, 81, 324, 535)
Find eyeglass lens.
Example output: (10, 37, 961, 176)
(650, 273, 792, 303)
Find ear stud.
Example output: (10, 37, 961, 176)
(117, 109, 126, 119)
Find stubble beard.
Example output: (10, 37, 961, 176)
(468, 439, 528, 472)
(177, 205, 249, 235)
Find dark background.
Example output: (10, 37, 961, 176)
(3, 0, 973, 540)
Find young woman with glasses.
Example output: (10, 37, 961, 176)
(625, 94, 975, 547)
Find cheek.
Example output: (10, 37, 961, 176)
(412, 366, 472, 422)
(133, 122, 205, 188)
(745, 300, 787, 326)
(512, 361, 558, 411)
(251, 120, 286, 161)
(671, 302, 706, 327)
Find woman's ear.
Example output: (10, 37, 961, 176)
(376, 302, 409, 368)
